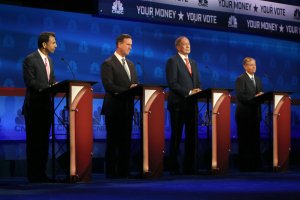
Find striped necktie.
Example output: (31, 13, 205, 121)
(251, 76, 256, 87)
(122, 58, 131, 80)
(184, 57, 192, 75)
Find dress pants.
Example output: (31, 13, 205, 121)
(169, 108, 197, 174)
(236, 115, 262, 172)
(104, 113, 133, 178)
(25, 108, 51, 182)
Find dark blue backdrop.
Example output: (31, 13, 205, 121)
(0, 4, 299, 140)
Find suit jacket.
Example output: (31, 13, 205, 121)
(22, 51, 56, 116)
(166, 54, 201, 111)
(235, 72, 263, 118)
(101, 54, 138, 116)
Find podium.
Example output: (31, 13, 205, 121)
(254, 91, 291, 171)
(188, 88, 231, 174)
(44, 80, 96, 182)
(120, 85, 165, 178)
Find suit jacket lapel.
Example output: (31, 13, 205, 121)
(244, 73, 256, 93)
(190, 60, 198, 84)
(254, 76, 262, 92)
(112, 55, 131, 83)
(126, 59, 136, 82)
(35, 51, 49, 83)
(48, 56, 54, 82)
(177, 55, 192, 77)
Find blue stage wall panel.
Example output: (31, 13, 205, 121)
(0, 4, 299, 140)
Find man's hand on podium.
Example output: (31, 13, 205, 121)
(190, 88, 202, 95)
(255, 92, 264, 97)
(50, 82, 58, 87)
(130, 84, 138, 88)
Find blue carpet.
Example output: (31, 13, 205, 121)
(1, 171, 300, 200)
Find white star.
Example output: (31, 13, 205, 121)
(178, 11, 184, 20)
(279, 24, 284, 32)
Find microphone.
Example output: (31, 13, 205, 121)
(203, 65, 210, 74)
(135, 61, 144, 79)
(61, 58, 76, 80)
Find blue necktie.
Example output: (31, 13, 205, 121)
(251, 77, 256, 87)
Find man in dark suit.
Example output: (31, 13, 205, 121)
(235, 57, 264, 172)
(166, 36, 201, 175)
(22, 32, 57, 182)
(101, 34, 138, 178)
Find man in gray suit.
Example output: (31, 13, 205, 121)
(166, 36, 201, 175)
(22, 32, 57, 182)
(101, 34, 138, 178)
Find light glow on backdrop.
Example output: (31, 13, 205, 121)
(0, 4, 299, 140)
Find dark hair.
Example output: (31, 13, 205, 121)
(116, 34, 132, 46)
(38, 32, 56, 48)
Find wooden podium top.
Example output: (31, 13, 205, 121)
(186, 88, 233, 99)
(117, 84, 166, 97)
(253, 91, 292, 103)
(42, 80, 97, 94)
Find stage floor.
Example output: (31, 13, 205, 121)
(1, 170, 300, 200)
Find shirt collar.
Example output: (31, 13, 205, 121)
(114, 51, 125, 63)
(38, 49, 48, 61)
(178, 52, 188, 61)
(246, 72, 254, 79)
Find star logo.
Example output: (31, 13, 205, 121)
(254, 4, 258, 12)
(279, 24, 284, 32)
(178, 11, 184, 21)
